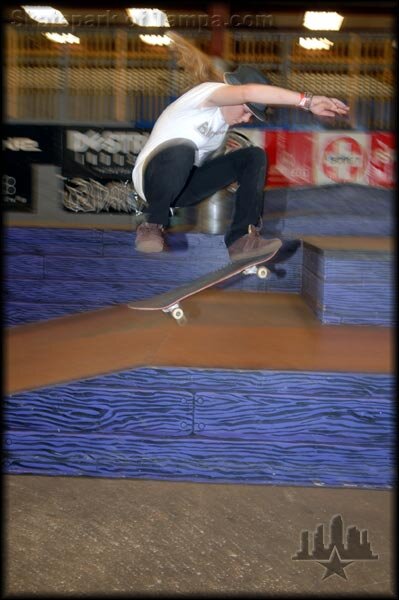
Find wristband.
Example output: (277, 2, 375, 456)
(298, 92, 313, 110)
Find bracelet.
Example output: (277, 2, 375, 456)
(298, 92, 313, 110)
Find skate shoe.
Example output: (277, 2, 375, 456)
(228, 225, 281, 261)
(135, 222, 165, 253)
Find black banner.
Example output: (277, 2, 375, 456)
(2, 125, 62, 212)
(3, 125, 151, 214)
(62, 127, 150, 180)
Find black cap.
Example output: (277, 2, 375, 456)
(223, 65, 271, 122)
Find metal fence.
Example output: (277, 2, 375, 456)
(4, 26, 396, 130)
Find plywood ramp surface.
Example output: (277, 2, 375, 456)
(302, 236, 393, 251)
(5, 291, 392, 394)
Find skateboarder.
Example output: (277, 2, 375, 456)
(133, 35, 349, 261)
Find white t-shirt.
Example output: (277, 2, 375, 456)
(132, 82, 229, 200)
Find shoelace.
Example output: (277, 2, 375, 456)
(143, 223, 163, 231)
(248, 224, 261, 237)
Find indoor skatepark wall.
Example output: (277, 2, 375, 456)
(4, 26, 394, 129)
(4, 16, 394, 489)
(5, 367, 394, 487)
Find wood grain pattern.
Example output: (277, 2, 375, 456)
(262, 185, 393, 238)
(79, 367, 392, 397)
(4, 364, 393, 487)
(302, 242, 393, 325)
(5, 255, 45, 279)
(3, 227, 104, 256)
(4, 432, 393, 488)
(5, 388, 193, 435)
(4, 227, 301, 326)
(193, 391, 393, 444)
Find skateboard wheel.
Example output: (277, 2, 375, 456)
(257, 266, 269, 279)
(172, 307, 185, 321)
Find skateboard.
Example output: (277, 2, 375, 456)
(127, 239, 300, 323)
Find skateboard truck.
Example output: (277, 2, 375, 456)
(243, 265, 269, 279)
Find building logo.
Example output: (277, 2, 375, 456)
(65, 129, 150, 173)
(322, 137, 366, 183)
(292, 514, 378, 580)
(3, 137, 42, 152)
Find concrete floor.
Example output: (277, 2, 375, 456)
(4, 475, 394, 596)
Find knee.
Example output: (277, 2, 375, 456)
(247, 146, 267, 168)
(144, 140, 196, 191)
(233, 146, 266, 171)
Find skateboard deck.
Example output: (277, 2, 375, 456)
(128, 239, 300, 323)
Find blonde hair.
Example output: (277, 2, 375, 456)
(167, 31, 225, 85)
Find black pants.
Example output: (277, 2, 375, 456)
(143, 139, 267, 247)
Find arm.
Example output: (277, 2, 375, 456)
(205, 83, 349, 117)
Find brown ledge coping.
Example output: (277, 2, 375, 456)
(5, 290, 393, 394)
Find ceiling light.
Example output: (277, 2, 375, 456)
(299, 37, 334, 50)
(139, 34, 171, 46)
(44, 32, 80, 44)
(22, 6, 68, 24)
(303, 11, 343, 31)
(126, 8, 170, 27)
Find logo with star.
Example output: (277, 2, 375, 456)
(317, 546, 354, 580)
(292, 514, 378, 580)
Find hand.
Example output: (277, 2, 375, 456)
(310, 96, 349, 117)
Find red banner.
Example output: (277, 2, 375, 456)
(367, 133, 396, 188)
(264, 131, 313, 187)
(263, 130, 395, 189)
